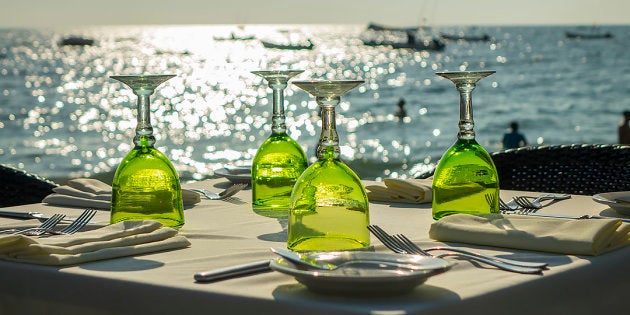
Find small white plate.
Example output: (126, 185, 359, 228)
(269, 251, 453, 296)
(592, 191, 630, 215)
(214, 166, 251, 185)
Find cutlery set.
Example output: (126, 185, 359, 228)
(0, 208, 97, 236)
(498, 193, 571, 212)
(190, 183, 247, 200)
(367, 225, 547, 274)
(498, 194, 630, 223)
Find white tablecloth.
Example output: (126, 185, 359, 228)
(0, 179, 628, 315)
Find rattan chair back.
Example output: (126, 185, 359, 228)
(0, 164, 58, 207)
(491, 144, 630, 195)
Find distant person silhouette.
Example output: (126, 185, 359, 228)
(405, 31, 416, 46)
(502, 121, 527, 149)
(395, 98, 407, 119)
(619, 111, 630, 144)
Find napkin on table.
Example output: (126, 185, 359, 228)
(0, 220, 190, 265)
(42, 178, 201, 209)
(429, 213, 630, 256)
(365, 178, 433, 204)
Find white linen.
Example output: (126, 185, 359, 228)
(365, 178, 433, 203)
(0, 220, 190, 265)
(42, 178, 201, 209)
(429, 213, 630, 256)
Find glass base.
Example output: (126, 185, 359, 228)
(287, 159, 370, 251)
(432, 139, 499, 220)
(252, 133, 308, 210)
(110, 146, 184, 228)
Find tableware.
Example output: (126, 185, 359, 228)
(270, 247, 430, 271)
(514, 194, 571, 209)
(431, 71, 500, 220)
(502, 211, 630, 223)
(393, 234, 546, 271)
(109, 75, 184, 228)
(214, 167, 251, 185)
(189, 183, 247, 200)
(194, 260, 272, 283)
(269, 251, 453, 296)
(16, 209, 97, 236)
(0, 214, 66, 235)
(593, 192, 630, 215)
(498, 198, 519, 210)
(368, 225, 544, 274)
(0, 210, 74, 223)
(251, 70, 308, 210)
(288, 80, 370, 251)
(422, 246, 548, 268)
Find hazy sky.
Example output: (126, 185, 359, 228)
(0, 0, 628, 28)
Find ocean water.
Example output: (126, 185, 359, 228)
(1, 24, 629, 182)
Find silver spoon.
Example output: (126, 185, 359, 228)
(270, 248, 428, 271)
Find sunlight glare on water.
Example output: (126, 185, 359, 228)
(1, 25, 629, 182)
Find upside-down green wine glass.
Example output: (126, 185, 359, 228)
(287, 80, 370, 251)
(109, 74, 184, 228)
(432, 71, 500, 220)
(251, 70, 308, 211)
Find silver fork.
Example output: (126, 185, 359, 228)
(514, 194, 571, 209)
(190, 183, 247, 200)
(1, 214, 67, 235)
(367, 225, 545, 274)
(499, 198, 519, 211)
(17, 209, 97, 236)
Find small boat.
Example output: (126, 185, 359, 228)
(363, 38, 445, 51)
(213, 32, 255, 41)
(362, 32, 445, 51)
(565, 30, 613, 39)
(60, 36, 94, 46)
(440, 32, 491, 42)
(260, 39, 314, 50)
(367, 22, 420, 33)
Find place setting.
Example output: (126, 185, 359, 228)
(593, 191, 630, 216)
(187, 70, 629, 299)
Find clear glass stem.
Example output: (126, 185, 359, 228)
(316, 96, 341, 160)
(457, 84, 476, 140)
(270, 82, 287, 134)
(134, 90, 156, 147)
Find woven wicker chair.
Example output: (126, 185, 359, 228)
(490, 144, 630, 195)
(0, 164, 58, 207)
(417, 144, 630, 195)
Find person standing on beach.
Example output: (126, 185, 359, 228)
(502, 121, 527, 149)
(618, 111, 630, 144)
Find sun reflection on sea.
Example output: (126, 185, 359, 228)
(0, 24, 522, 182)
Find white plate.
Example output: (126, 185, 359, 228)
(592, 191, 630, 215)
(269, 251, 453, 296)
(214, 166, 251, 184)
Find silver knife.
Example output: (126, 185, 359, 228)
(0, 210, 75, 223)
(514, 212, 630, 223)
(194, 260, 272, 282)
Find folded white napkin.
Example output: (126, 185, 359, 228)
(42, 178, 200, 209)
(429, 213, 630, 256)
(0, 220, 190, 265)
(365, 178, 433, 204)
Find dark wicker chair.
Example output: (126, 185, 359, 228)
(490, 144, 630, 195)
(417, 144, 630, 195)
(0, 164, 58, 207)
